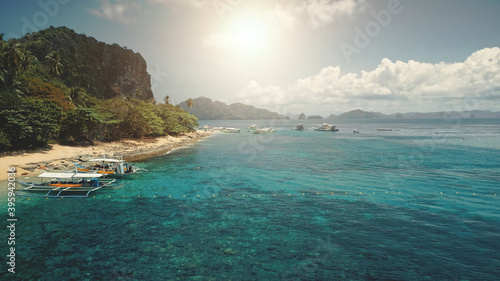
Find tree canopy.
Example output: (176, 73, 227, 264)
(0, 26, 198, 151)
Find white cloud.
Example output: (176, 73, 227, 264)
(89, 0, 142, 25)
(266, 0, 363, 30)
(235, 47, 500, 114)
(148, 0, 208, 9)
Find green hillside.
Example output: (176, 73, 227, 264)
(0, 26, 197, 151)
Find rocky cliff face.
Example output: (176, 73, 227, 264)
(21, 26, 154, 101)
(99, 44, 154, 100)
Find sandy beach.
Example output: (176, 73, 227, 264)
(0, 130, 213, 182)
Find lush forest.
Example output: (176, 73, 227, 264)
(0, 26, 198, 151)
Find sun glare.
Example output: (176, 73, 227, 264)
(229, 19, 270, 55)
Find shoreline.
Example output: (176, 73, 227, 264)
(0, 130, 214, 182)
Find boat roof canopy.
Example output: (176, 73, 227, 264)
(38, 173, 103, 178)
(87, 158, 124, 163)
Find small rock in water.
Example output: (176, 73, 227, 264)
(223, 248, 235, 255)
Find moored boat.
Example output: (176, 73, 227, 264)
(314, 123, 339, 132)
(16, 172, 119, 198)
(292, 124, 304, 131)
(222, 128, 241, 133)
(74, 157, 146, 177)
(253, 128, 275, 134)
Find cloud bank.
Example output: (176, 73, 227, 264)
(88, 0, 142, 25)
(266, 0, 365, 30)
(236, 47, 500, 114)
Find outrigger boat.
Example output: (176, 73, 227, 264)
(74, 157, 146, 177)
(16, 172, 118, 198)
(292, 124, 304, 131)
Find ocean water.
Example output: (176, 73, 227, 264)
(2, 118, 500, 280)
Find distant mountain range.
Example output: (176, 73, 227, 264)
(178, 97, 500, 120)
(298, 109, 500, 120)
(178, 97, 288, 120)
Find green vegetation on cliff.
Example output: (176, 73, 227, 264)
(0, 27, 197, 151)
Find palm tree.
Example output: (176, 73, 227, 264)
(0, 69, 6, 87)
(1, 43, 32, 86)
(45, 50, 63, 77)
(69, 87, 85, 107)
(163, 95, 171, 105)
(186, 98, 194, 109)
(2, 43, 24, 72)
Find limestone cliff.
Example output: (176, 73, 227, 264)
(20, 26, 154, 101)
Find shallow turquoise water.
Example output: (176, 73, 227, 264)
(2, 119, 500, 280)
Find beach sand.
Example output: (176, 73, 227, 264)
(0, 130, 213, 182)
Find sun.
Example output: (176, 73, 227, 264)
(229, 19, 270, 55)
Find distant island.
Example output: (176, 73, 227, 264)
(299, 109, 500, 120)
(178, 97, 288, 120)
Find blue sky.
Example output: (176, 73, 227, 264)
(1, 0, 499, 115)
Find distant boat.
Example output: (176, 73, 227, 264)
(249, 124, 257, 131)
(222, 128, 241, 133)
(292, 124, 304, 131)
(353, 129, 359, 133)
(377, 128, 392, 131)
(314, 123, 339, 132)
(254, 128, 275, 134)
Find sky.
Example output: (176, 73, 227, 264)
(1, 0, 499, 115)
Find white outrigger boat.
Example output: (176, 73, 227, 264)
(16, 172, 118, 198)
(314, 123, 339, 132)
(73, 157, 146, 177)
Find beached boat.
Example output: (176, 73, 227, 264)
(292, 124, 304, 131)
(253, 128, 275, 134)
(73, 157, 146, 177)
(314, 123, 339, 132)
(16, 172, 118, 198)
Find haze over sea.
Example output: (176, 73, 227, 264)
(2, 118, 500, 280)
